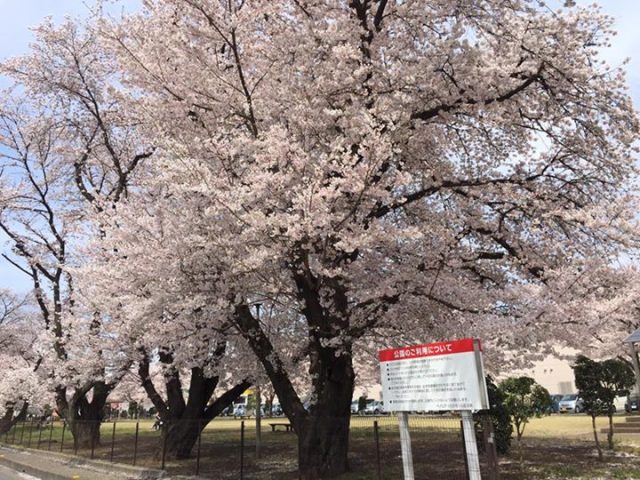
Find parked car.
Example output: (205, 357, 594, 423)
(350, 401, 359, 414)
(364, 400, 384, 415)
(558, 394, 583, 413)
(233, 405, 247, 417)
(612, 396, 627, 413)
(548, 394, 563, 413)
(626, 397, 639, 413)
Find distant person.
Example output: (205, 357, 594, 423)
(152, 414, 163, 430)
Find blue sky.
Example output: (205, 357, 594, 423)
(0, 0, 141, 60)
(0, 0, 639, 293)
(0, 0, 141, 292)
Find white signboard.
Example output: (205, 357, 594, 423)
(379, 338, 489, 412)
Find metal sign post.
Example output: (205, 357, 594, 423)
(379, 338, 489, 480)
(398, 411, 415, 480)
(464, 338, 487, 479)
(461, 410, 482, 480)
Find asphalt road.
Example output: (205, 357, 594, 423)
(0, 463, 41, 480)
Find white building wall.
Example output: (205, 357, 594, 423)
(523, 356, 576, 394)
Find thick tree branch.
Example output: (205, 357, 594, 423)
(373, 0, 388, 31)
(203, 379, 252, 421)
(234, 304, 307, 429)
(411, 66, 544, 122)
(138, 350, 169, 416)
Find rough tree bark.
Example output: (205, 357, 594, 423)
(55, 382, 113, 449)
(294, 271, 355, 478)
(235, 268, 356, 479)
(139, 349, 251, 459)
(0, 402, 28, 435)
(297, 351, 354, 479)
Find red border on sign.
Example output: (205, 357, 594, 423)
(378, 338, 480, 362)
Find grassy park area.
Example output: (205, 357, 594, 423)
(501, 415, 640, 479)
(4, 414, 640, 479)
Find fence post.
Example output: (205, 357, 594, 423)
(461, 411, 482, 480)
(11, 422, 17, 444)
(60, 422, 66, 452)
(36, 422, 42, 449)
(27, 418, 34, 448)
(19, 420, 26, 444)
(48, 420, 54, 451)
(240, 420, 245, 480)
(256, 384, 262, 460)
(73, 422, 78, 456)
(110, 420, 117, 462)
(132, 422, 139, 466)
(482, 416, 500, 480)
(374, 420, 382, 480)
(90, 422, 97, 459)
(195, 420, 202, 476)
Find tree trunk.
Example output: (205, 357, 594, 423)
(0, 403, 28, 435)
(266, 392, 276, 416)
(592, 415, 603, 461)
(69, 418, 102, 450)
(298, 411, 351, 479)
(0, 407, 16, 435)
(607, 413, 614, 450)
(162, 379, 250, 459)
(516, 430, 524, 471)
(234, 293, 355, 479)
(295, 350, 354, 479)
(55, 382, 112, 450)
(160, 419, 204, 459)
(139, 352, 250, 460)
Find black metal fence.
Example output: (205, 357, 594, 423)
(0, 414, 500, 479)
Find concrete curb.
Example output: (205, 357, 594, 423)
(0, 453, 69, 480)
(0, 445, 167, 480)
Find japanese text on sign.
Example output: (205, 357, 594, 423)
(379, 338, 489, 412)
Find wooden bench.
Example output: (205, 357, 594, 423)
(269, 423, 293, 432)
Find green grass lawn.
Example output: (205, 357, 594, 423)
(525, 414, 612, 438)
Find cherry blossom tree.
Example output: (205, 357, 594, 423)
(0, 290, 46, 434)
(78, 196, 259, 459)
(0, 17, 151, 448)
(521, 261, 640, 361)
(95, 0, 639, 477)
(1, 15, 255, 457)
(0, 101, 110, 447)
